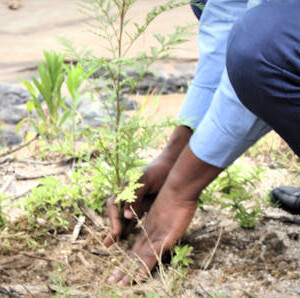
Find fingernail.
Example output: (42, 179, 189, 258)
(117, 280, 124, 287)
(124, 210, 133, 219)
(108, 276, 115, 283)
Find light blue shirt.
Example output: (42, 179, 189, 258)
(178, 0, 270, 168)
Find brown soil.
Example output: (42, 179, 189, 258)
(0, 129, 300, 297)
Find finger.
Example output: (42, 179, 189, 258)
(107, 196, 122, 235)
(116, 256, 152, 287)
(104, 196, 122, 247)
(117, 274, 132, 287)
(121, 197, 156, 238)
(108, 268, 126, 284)
(123, 202, 134, 219)
(103, 232, 116, 247)
(139, 194, 156, 214)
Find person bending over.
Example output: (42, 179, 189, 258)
(104, 0, 300, 286)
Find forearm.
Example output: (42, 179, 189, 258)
(159, 126, 193, 162)
(139, 144, 223, 256)
(161, 144, 223, 203)
(142, 126, 193, 195)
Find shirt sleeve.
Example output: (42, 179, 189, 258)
(178, 0, 249, 129)
(189, 69, 271, 168)
(179, 0, 270, 168)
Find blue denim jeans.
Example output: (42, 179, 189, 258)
(179, 0, 270, 168)
(190, 0, 207, 20)
(227, 0, 300, 157)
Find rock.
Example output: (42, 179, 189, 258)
(134, 73, 192, 94)
(0, 105, 28, 124)
(0, 66, 184, 146)
(120, 100, 137, 111)
(77, 95, 138, 127)
(77, 97, 106, 127)
(0, 127, 22, 147)
(8, 0, 21, 10)
(0, 85, 30, 145)
(134, 72, 157, 93)
(0, 84, 30, 106)
(262, 232, 287, 256)
(120, 96, 139, 111)
(93, 69, 193, 95)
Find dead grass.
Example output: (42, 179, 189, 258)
(0, 132, 300, 297)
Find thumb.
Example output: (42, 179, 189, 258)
(104, 196, 122, 247)
(124, 202, 134, 219)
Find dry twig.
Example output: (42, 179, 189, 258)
(78, 200, 105, 230)
(22, 252, 67, 265)
(182, 223, 219, 243)
(0, 178, 13, 194)
(0, 286, 22, 298)
(0, 284, 49, 297)
(10, 185, 41, 201)
(194, 283, 212, 298)
(90, 247, 110, 256)
(15, 169, 67, 180)
(0, 156, 11, 165)
(0, 134, 39, 159)
(203, 227, 223, 270)
(263, 213, 300, 225)
(14, 157, 76, 166)
(0, 232, 26, 240)
(77, 251, 93, 268)
(72, 215, 86, 243)
(48, 284, 89, 297)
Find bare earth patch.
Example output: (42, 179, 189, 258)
(0, 131, 299, 297)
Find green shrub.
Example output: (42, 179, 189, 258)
(22, 177, 82, 232)
(200, 165, 264, 228)
(19, 51, 68, 139)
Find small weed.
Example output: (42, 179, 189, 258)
(200, 164, 264, 228)
(222, 191, 262, 229)
(19, 51, 93, 150)
(21, 176, 82, 234)
(171, 244, 194, 269)
(19, 51, 67, 139)
(25, 236, 48, 249)
(88, 112, 177, 211)
(50, 264, 72, 298)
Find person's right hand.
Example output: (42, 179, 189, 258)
(103, 159, 173, 247)
(103, 126, 193, 247)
